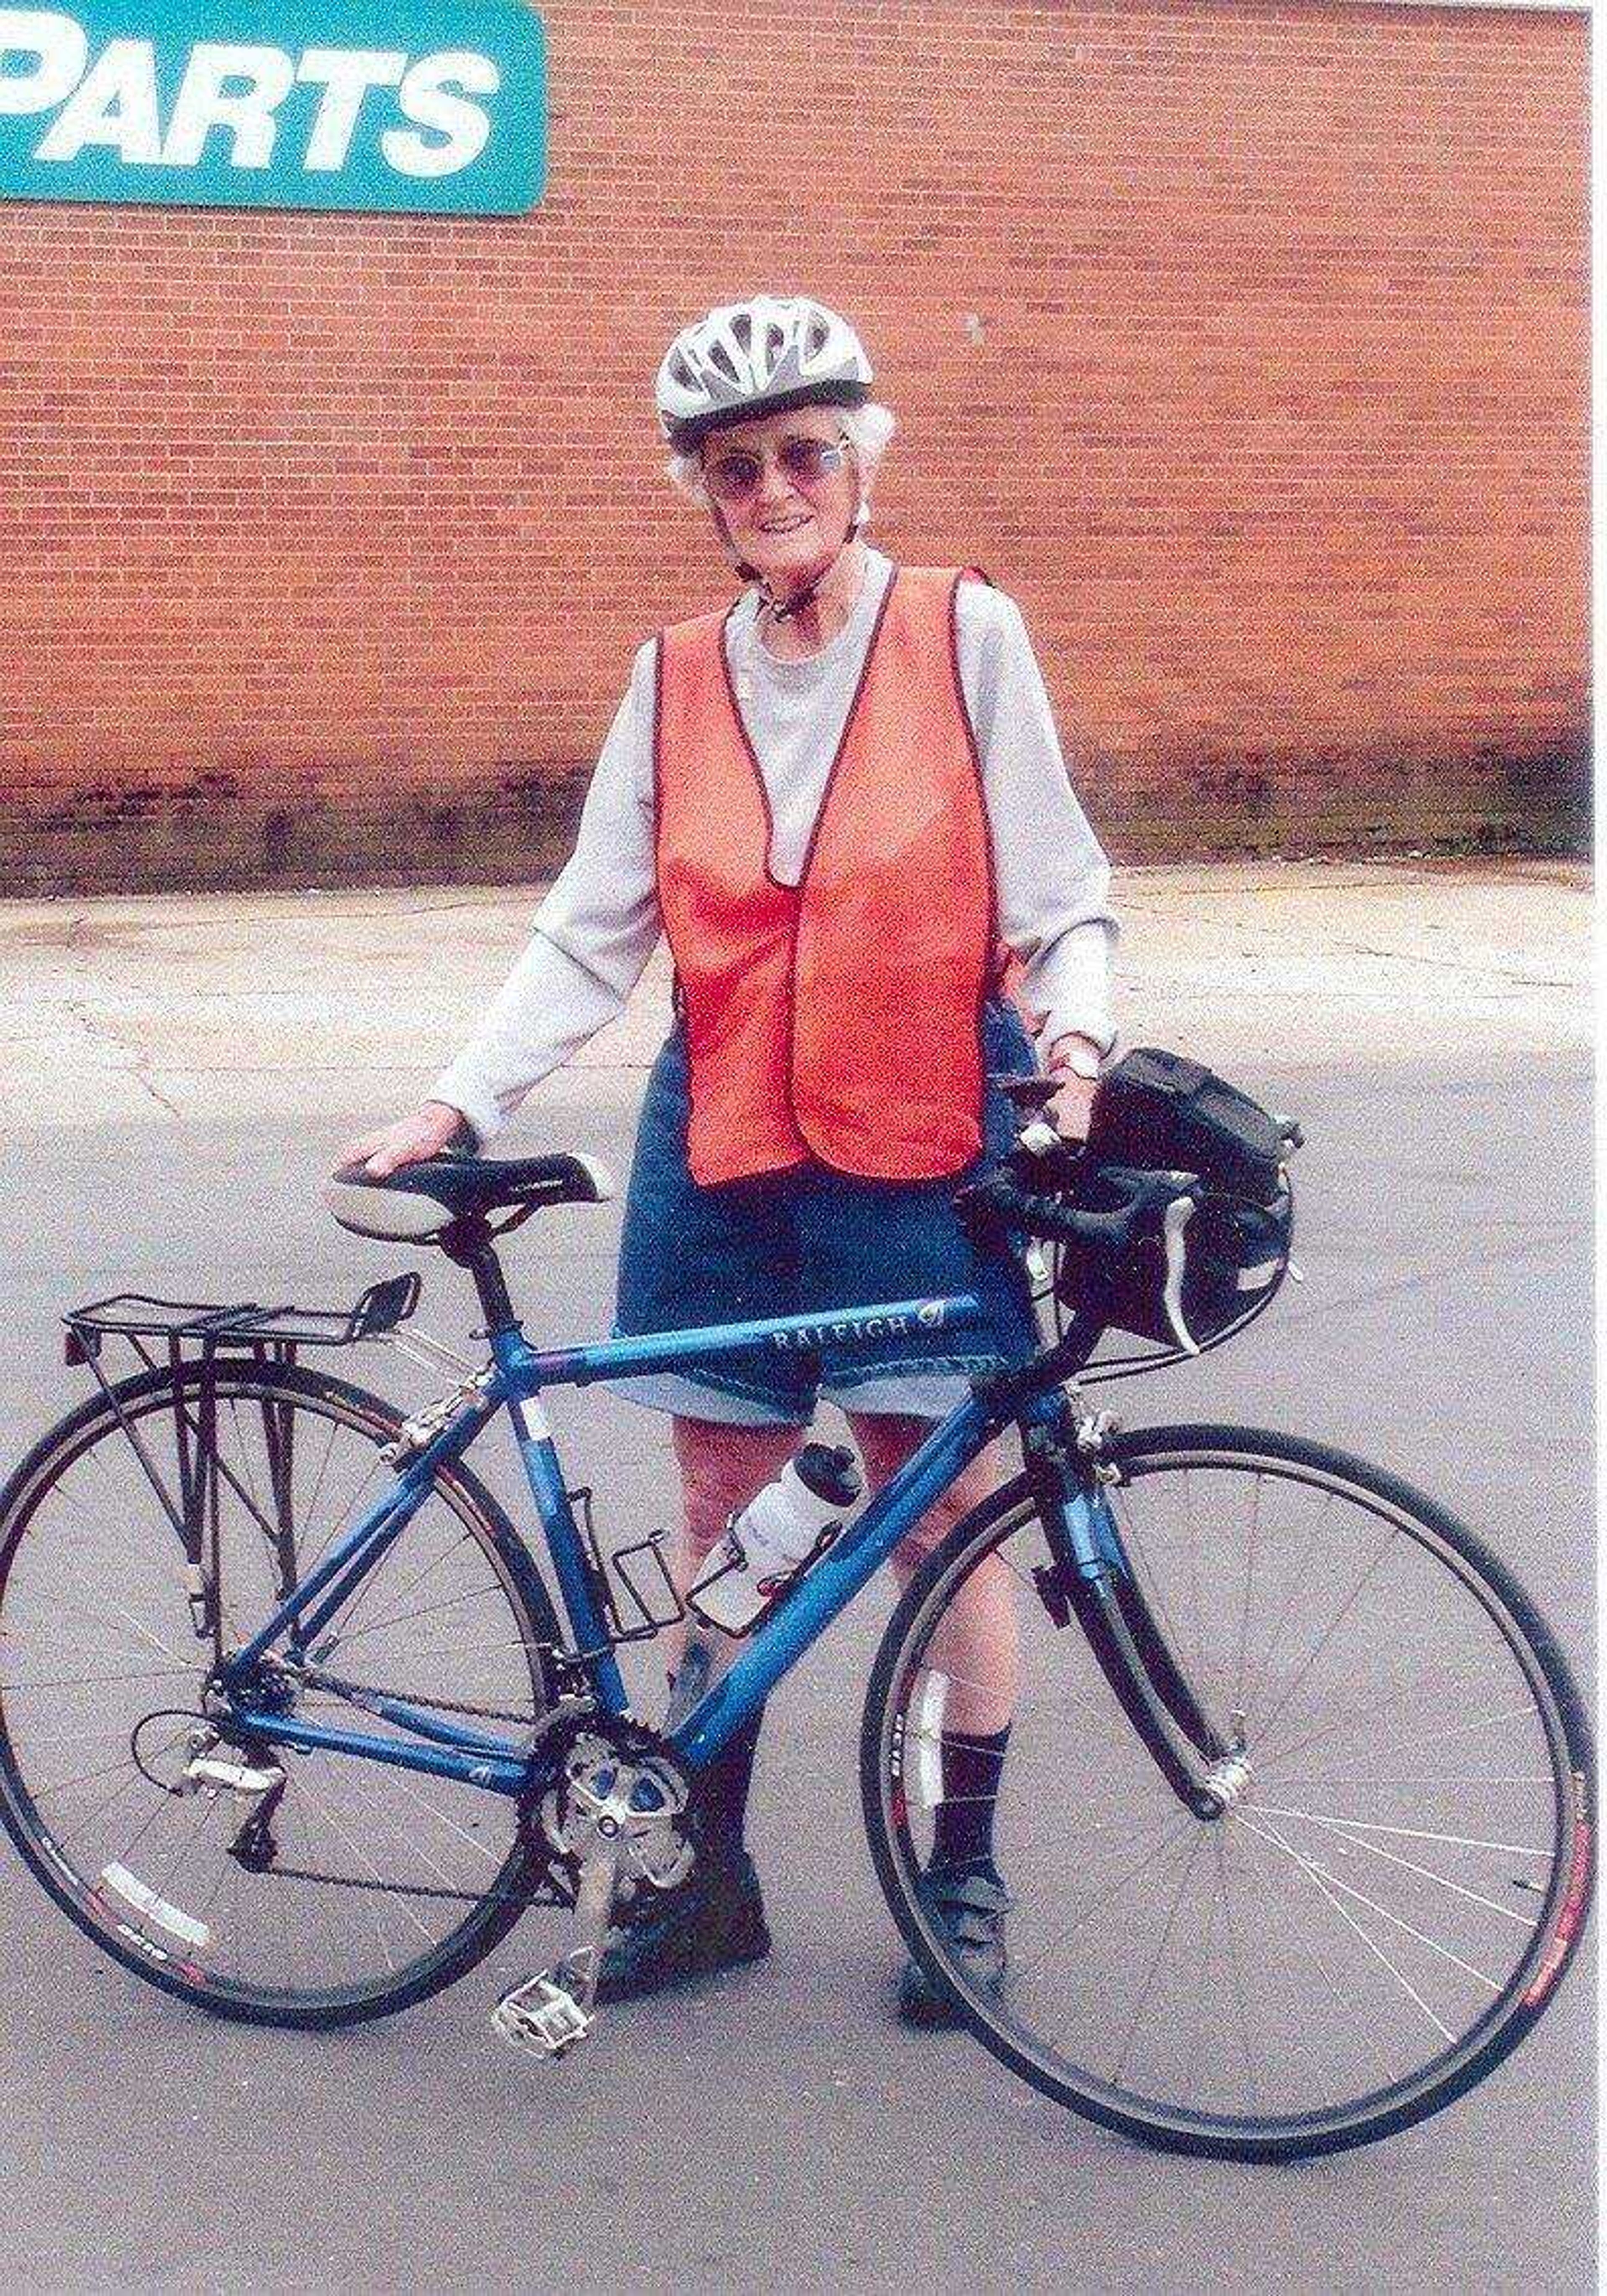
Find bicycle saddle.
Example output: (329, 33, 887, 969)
(323, 1151, 617, 1244)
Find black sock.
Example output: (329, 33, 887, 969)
(932, 1724, 1011, 1874)
(696, 1703, 765, 1861)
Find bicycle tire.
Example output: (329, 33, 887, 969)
(860, 1424, 1594, 2160)
(0, 1359, 561, 2028)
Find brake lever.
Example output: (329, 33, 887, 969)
(952, 1168, 1018, 1243)
(1011, 1126, 1086, 1188)
(1159, 1196, 1201, 1355)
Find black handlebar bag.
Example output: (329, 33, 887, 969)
(1084, 1048, 1299, 1209)
(1055, 1182, 1292, 1348)
(1058, 1051, 1301, 1349)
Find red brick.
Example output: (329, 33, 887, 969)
(0, 0, 1588, 889)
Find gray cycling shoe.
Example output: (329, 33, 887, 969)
(594, 1849, 771, 2004)
(897, 1862, 1011, 2027)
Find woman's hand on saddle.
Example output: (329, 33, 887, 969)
(336, 1100, 468, 1179)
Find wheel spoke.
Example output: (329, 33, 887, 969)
(1248, 1811, 1551, 1858)
(1253, 1522, 1399, 1746)
(1248, 1802, 1542, 1930)
(1231, 1473, 1263, 1712)
(1113, 1833, 1205, 2082)
(0, 1367, 546, 2022)
(1217, 1845, 1263, 2115)
(870, 1444, 1587, 2158)
(1, 1662, 199, 1691)
(1262, 1695, 1546, 1780)
(1009, 1810, 1194, 1984)
(1233, 1809, 1489, 2022)
(327, 1581, 512, 1650)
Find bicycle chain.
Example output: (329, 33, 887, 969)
(230, 1671, 581, 1905)
(246, 1859, 567, 1909)
(298, 1664, 549, 1729)
(212, 1668, 595, 1902)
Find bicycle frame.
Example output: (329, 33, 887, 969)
(216, 1259, 1243, 1840)
(218, 1290, 1087, 1796)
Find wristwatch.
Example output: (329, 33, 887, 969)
(1049, 1035, 1104, 1083)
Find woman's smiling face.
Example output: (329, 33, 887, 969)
(699, 407, 860, 589)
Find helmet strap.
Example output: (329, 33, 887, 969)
(761, 559, 835, 625)
(720, 507, 869, 626)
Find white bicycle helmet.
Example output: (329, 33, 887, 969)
(655, 295, 873, 449)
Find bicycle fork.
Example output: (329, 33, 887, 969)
(1024, 1412, 1246, 1822)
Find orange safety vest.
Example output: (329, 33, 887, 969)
(654, 565, 997, 1186)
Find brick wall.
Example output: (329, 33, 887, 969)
(0, 0, 1589, 894)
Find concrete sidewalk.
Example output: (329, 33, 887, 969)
(0, 858, 1590, 1131)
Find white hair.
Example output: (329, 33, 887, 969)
(665, 400, 898, 519)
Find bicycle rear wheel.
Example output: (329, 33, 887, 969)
(0, 1361, 559, 2026)
(861, 1425, 1593, 2159)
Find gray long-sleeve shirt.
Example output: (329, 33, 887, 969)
(434, 551, 1117, 1143)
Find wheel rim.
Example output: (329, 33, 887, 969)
(876, 1443, 1586, 2150)
(0, 1371, 547, 2016)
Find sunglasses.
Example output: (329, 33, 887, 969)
(702, 434, 850, 504)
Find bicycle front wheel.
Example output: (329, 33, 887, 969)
(861, 1425, 1593, 2160)
(0, 1360, 559, 2027)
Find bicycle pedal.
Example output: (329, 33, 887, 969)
(492, 1971, 594, 2060)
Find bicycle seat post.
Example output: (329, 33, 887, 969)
(440, 1217, 521, 1341)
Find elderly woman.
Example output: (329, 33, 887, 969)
(342, 295, 1117, 2020)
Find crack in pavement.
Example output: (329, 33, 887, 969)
(1116, 908, 1579, 991)
(1272, 1229, 1580, 1326)
(1328, 941, 1578, 990)
(62, 999, 183, 1120)
(128, 896, 508, 934)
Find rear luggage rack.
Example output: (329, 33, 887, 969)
(54, 1275, 424, 1631)
(65, 1272, 422, 1370)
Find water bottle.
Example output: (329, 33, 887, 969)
(687, 1443, 863, 1633)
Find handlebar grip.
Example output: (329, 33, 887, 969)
(960, 1165, 1195, 1247)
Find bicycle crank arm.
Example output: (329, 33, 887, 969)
(492, 1845, 621, 2061)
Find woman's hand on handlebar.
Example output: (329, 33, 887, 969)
(336, 1099, 469, 1179)
(1042, 1031, 1102, 1142)
(1047, 1074, 1097, 1141)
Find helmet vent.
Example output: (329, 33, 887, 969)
(655, 297, 872, 443)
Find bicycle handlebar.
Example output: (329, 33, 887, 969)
(957, 1156, 1208, 1357)
(958, 1157, 1201, 1253)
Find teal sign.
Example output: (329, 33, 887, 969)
(0, 3, 546, 212)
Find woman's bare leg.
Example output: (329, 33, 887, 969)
(665, 1412, 1016, 1732)
(664, 1412, 801, 1714)
(667, 1413, 801, 1648)
(590, 1414, 793, 1990)
(845, 1411, 1018, 1737)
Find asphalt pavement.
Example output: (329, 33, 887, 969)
(0, 863, 1593, 2293)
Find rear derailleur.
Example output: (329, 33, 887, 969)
(132, 1707, 289, 1869)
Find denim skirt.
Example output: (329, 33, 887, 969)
(611, 1002, 1040, 1424)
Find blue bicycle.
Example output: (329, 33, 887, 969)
(0, 1079, 1592, 2161)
